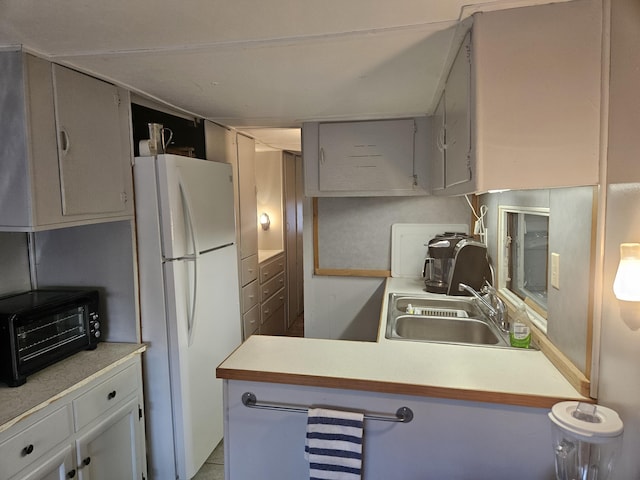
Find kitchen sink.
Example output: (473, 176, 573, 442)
(391, 295, 482, 319)
(392, 315, 503, 345)
(386, 293, 536, 349)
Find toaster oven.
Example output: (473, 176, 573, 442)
(0, 289, 101, 387)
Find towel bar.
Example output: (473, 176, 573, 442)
(241, 392, 414, 423)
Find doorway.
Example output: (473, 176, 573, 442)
(283, 151, 304, 329)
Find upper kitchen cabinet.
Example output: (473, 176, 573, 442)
(237, 134, 259, 259)
(303, 117, 430, 196)
(431, 33, 473, 193)
(432, 0, 602, 195)
(0, 51, 133, 231)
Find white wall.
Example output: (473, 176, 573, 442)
(479, 186, 595, 374)
(0, 232, 30, 295)
(596, 0, 640, 476)
(303, 195, 470, 340)
(255, 150, 284, 251)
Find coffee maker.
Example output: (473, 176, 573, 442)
(423, 233, 471, 293)
(423, 233, 492, 294)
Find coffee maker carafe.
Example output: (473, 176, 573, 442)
(423, 233, 471, 294)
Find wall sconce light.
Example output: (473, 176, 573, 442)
(613, 243, 640, 301)
(259, 213, 270, 231)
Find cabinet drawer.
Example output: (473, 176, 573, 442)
(260, 272, 285, 303)
(241, 255, 258, 286)
(73, 363, 139, 430)
(259, 254, 285, 283)
(260, 304, 285, 336)
(261, 287, 285, 324)
(243, 304, 260, 338)
(241, 280, 259, 313)
(0, 405, 73, 479)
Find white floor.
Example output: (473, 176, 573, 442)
(192, 440, 224, 480)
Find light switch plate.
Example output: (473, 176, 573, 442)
(551, 252, 560, 289)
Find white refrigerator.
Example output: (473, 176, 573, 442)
(134, 154, 242, 480)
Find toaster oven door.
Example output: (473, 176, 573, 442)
(14, 304, 92, 375)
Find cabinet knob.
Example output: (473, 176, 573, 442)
(67, 469, 77, 478)
(82, 457, 91, 466)
(21, 444, 34, 456)
(107, 390, 117, 400)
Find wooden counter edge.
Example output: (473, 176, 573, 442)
(514, 299, 592, 398)
(216, 368, 590, 409)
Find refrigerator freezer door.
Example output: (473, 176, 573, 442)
(157, 155, 236, 259)
(163, 245, 242, 479)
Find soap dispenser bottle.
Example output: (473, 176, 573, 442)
(510, 303, 531, 348)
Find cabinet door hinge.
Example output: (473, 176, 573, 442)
(114, 93, 121, 106)
(138, 405, 143, 420)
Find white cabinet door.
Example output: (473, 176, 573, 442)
(430, 92, 446, 191)
(443, 32, 472, 189)
(52, 64, 127, 216)
(74, 397, 142, 480)
(0, 52, 133, 231)
(237, 133, 258, 259)
(318, 119, 416, 192)
(11, 444, 75, 480)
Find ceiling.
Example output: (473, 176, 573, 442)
(0, 0, 569, 151)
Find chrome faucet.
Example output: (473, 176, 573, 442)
(458, 282, 510, 332)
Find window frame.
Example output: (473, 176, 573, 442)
(497, 205, 549, 333)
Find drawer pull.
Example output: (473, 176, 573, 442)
(263, 290, 268, 295)
(82, 457, 91, 466)
(264, 309, 270, 315)
(107, 390, 117, 400)
(67, 469, 77, 478)
(21, 444, 34, 456)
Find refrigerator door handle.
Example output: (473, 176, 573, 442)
(179, 175, 200, 346)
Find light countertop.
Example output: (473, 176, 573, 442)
(0, 342, 146, 433)
(258, 249, 284, 264)
(218, 277, 589, 409)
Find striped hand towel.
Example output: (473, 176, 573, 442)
(305, 407, 364, 480)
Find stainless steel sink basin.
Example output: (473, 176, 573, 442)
(385, 293, 536, 349)
(392, 315, 503, 345)
(391, 295, 482, 319)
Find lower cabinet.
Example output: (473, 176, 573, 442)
(2, 356, 146, 480)
(16, 444, 74, 480)
(258, 252, 286, 336)
(223, 380, 556, 479)
(74, 397, 142, 480)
